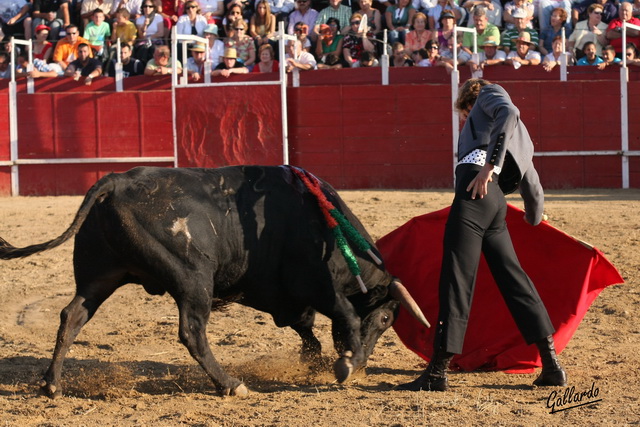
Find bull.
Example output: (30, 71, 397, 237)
(0, 166, 428, 397)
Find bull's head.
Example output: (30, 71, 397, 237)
(336, 280, 429, 382)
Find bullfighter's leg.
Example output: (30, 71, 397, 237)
(316, 292, 364, 383)
(175, 291, 248, 397)
(290, 307, 322, 363)
(40, 281, 120, 398)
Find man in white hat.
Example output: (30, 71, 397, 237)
(505, 32, 541, 66)
(468, 35, 506, 72)
(502, 8, 539, 53)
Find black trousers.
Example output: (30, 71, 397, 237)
(434, 163, 555, 354)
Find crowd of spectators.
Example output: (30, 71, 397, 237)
(1, 0, 639, 82)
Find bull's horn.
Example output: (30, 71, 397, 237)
(389, 280, 431, 328)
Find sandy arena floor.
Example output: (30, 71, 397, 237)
(0, 189, 638, 426)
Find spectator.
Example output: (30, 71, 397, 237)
(572, 0, 617, 26)
(568, 3, 607, 59)
(134, 1, 165, 61)
(411, 0, 435, 15)
(632, 0, 640, 19)
(111, 8, 138, 47)
(53, 24, 93, 70)
(404, 12, 432, 58)
(353, 50, 378, 67)
(198, 0, 224, 24)
(428, 0, 463, 30)
(314, 0, 352, 37)
(461, 0, 502, 28)
(112, 0, 142, 20)
(106, 42, 144, 76)
(385, 0, 415, 45)
(212, 46, 249, 76)
(222, 2, 244, 35)
(467, 35, 506, 72)
(176, 0, 208, 37)
(462, 6, 500, 56)
(31, 0, 71, 40)
(0, 51, 10, 78)
(226, 18, 256, 68)
(64, 43, 103, 85)
(605, 2, 640, 57)
(626, 42, 640, 65)
(539, 7, 572, 56)
(357, 0, 381, 39)
(157, 0, 179, 28)
(576, 40, 603, 64)
(186, 41, 208, 81)
(287, 0, 318, 41)
(596, 43, 621, 69)
(250, 0, 276, 47)
(226, 0, 254, 23)
(390, 41, 414, 66)
(0, 0, 31, 42)
(80, 0, 116, 29)
(542, 35, 573, 71)
(503, 0, 535, 30)
(505, 32, 542, 67)
(16, 54, 64, 77)
(144, 44, 182, 74)
(293, 22, 312, 51)
(33, 25, 54, 62)
(440, 35, 471, 65)
(259, 0, 294, 22)
(435, 10, 457, 55)
(285, 38, 316, 71)
(342, 12, 374, 67)
(253, 43, 278, 72)
(84, 9, 111, 57)
(417, 39, 451, 69)
(538, 0, 572, 32)
(204, 23, 224, 68)
(316, 20, 344, 68)
(502, 8, 539, 54)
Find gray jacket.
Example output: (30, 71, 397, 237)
(459, 84, 544, 225)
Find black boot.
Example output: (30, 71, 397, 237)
(533, 335, 567, 387)
(396, 349, 454, 391)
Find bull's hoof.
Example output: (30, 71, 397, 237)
(333, 352, 354, 383)
(39, 379, 62, 399)
(221, 383, 249, 397)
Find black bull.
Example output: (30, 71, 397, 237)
(0, 166, 428, 397)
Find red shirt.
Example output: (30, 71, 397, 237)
(252, 60, 279, 73)
(607, 17, 640, 53)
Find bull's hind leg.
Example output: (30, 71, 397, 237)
(290, 308, 322, 363)
(175, 292, 248, 397)
(40, 281, 120, 398)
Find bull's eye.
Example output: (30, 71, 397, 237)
(381, 314, 390, 325)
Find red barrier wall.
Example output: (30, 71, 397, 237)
(0, 68, 638, 195)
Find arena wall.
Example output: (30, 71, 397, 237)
(0, 66, 638, 196)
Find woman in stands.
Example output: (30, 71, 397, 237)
(136, 1, 165, 43)
(176, 0, 208, 37)
(249, 0, 276, 48)
(252, 44, 278, 72)
(405, 12, 432, 58)
(539, 7, 572, 56)
(316, 18, 344, 68)
(568, 3, 608, 60)
(33, 25, 53, 62)
(226, 18, 256, 69)
(342, 13, 375, 68)
(356, 0, 382, 39)
(385, 0, 415, 45)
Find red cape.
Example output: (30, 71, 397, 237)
(376, 204, 623, 373)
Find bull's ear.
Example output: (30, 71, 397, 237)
(389, 281, 430, 328)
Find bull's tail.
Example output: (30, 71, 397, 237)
(0, 173, 117, 260)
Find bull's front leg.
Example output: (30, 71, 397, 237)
(318, 293, 365, 383)
(175, 293, 248, 397)
(290, 307, 322, 363)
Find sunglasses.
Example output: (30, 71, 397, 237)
(187, 5, 198, 8)
(143, 4, 154, 8)
(235, 27, 245, 30)
(351, 21, 360, 25)
(429, 46, 439, 50)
